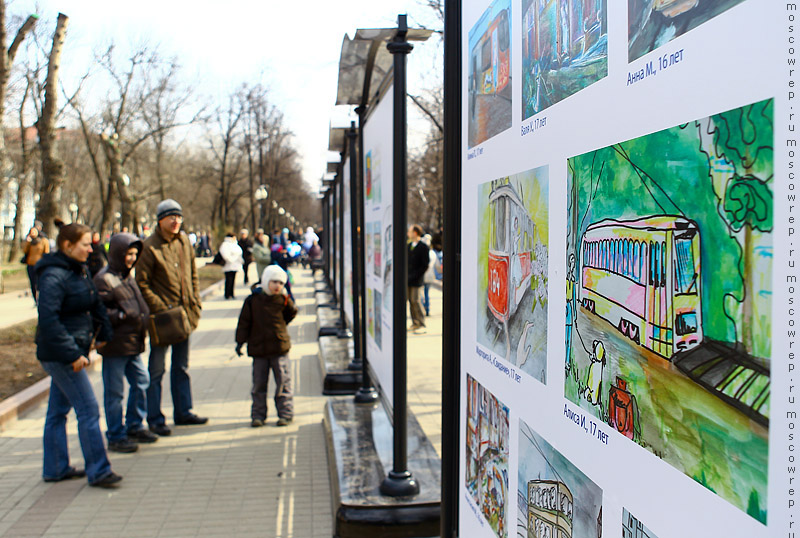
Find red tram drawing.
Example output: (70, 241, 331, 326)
(487, 182, 535, 324)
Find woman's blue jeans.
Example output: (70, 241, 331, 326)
(40, 361, 112, 484)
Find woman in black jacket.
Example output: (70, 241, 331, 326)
(36, 224, 121, 488)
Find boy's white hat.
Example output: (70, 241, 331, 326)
(261, 265, 288, 289)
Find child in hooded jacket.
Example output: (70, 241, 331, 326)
(234, 265, 297, 427)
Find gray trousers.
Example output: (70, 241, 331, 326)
(251, 355, 293, 420)
(408, 285, 426, 328)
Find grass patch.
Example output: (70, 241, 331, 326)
(198, 263, 223, 292)
(0, 318, 44, 401)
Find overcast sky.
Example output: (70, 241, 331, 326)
(8, 0, 443, 189)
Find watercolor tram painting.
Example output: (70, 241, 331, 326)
(465, 375, 510, 538)
(565, 99, 772, 523)
(468, 0, 512, 148)
(521, 0, 608, 120)
(477, 167, 549, 383)
(517, 420, 603, 538)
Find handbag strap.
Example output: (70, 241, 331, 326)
(177, 235, 188, 307)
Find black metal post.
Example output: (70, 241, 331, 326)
(330, 179, 339, 303)
(380, 14, 418, 498)
(337, 159, 351, 338)
(354, 105, 379, 403)
(347, 122, 364, 367)
(323, 193, 331, 288)
(442, 0, 462, 534)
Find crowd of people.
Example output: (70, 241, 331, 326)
(27, 200, 438, 490)
(32, 199, 309, 488)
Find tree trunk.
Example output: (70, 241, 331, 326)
(37, 13, 69, 239)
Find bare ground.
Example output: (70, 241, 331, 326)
(0, 319, 43, 401)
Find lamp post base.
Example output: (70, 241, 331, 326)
(380, 470, 420, 497)
(354, 386, 379, 404)
(347, 357, 363, 371)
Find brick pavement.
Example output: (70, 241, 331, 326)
(0, 268, 333, 537)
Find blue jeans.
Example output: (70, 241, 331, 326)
(40, 361, 112, 484)
(102, 355, 149, 441)
(147, 338, 193, 425)
(423, 284, 430, 315)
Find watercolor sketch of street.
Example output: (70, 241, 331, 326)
(477, 167, 549, 383)
(565, 99, 772, 523)
(465, 375, 510, 538)
(517, 420, 603, 538)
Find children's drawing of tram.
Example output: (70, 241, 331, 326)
(487, 183, 535, 324)
(526, 479, 573, 538)
(579, 216, 702, 358)
(469, 7, 510, 103)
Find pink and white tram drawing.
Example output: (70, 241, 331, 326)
(578, 215, 702, 359)
(487, 183, 535, 324)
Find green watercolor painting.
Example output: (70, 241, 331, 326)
(565, 99, 772, 523)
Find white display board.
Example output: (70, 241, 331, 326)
(343, 156, 354, 326)
(363, 85, 395, 407)
(458, 0, 785, 536)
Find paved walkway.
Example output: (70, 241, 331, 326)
(0, 267, 444, 537)
(0, 268, 333, 537)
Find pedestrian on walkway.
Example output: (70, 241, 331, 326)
(407, 224, 429, 333)
(35, 223, 122, 488)
(136, 199, 206, 436)
(422, 233, 437, 317)
(234, 265, 297, 428)
(94, 233, 158, 453)
(252, 229, 272, 283)
(238, 228, 254, 284)
(22, 226, 49, 304)
(220, 233, 244, 299)
(87, 232, 107, 277)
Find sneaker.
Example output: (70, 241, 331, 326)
(276, 417, 292, 427)
(108, 438, 139, 453)
(90, 472, 123, 488)
(413, 326, 427, 334)
(149, 423, 172, 436)
(407, 324, 421, 331)
(128, 428, 158, 443)
(175, 414, 209, 426)
(251, 419, 265, 428)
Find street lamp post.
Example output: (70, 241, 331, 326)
(255, 185, 268, 230)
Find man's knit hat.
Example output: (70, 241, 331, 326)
(156, 199, 183, 221)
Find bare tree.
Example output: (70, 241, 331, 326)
(36, 12, 68, 239)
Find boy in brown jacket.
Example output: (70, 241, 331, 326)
(235, 265, 298, 427)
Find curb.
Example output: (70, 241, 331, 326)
(0, 278, 225, 432)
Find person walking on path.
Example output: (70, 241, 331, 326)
(87, 232, 107, 277)
(252, 229, 272, 283)
(238, 228, 254, 285)
(136, 199, 206, 436)
(422, 233, 437, 317)
(234, 265, 298, 427)
(407, 224, 429, 333)
(94, 233, 158, 453)
(22, 226, 49, 304)
(35, 223, 121, 488)
(220, 233, 244, 300)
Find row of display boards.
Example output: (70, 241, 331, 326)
(442, 0, 787, 536)
(322, 0, 790, 535)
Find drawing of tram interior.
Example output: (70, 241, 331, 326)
(470, 7, 510, 106)
(578, 216, 702, 359)
(487, 182, 535, 324)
